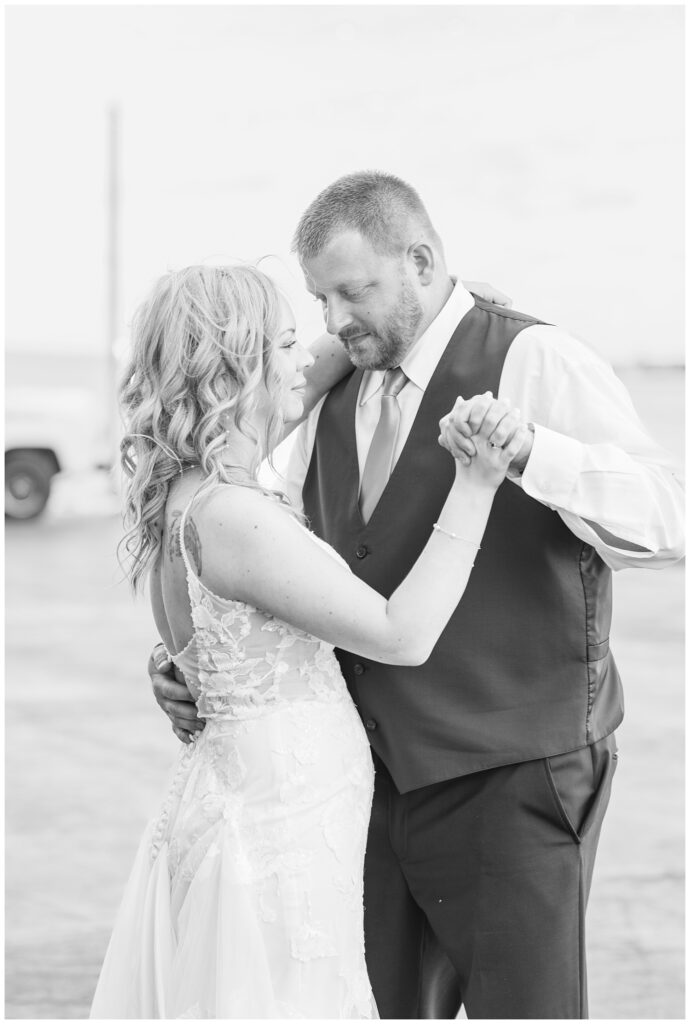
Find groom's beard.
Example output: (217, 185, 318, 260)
(339, 281, 424, 371)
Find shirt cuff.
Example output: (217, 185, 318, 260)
(520, 424, 585, 506)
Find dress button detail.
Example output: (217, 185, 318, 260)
(353, 663, 365, 676)
(365, 718, 378, 731)
(355, 545, 368, 559)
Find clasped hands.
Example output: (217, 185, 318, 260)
(438, 392, 534, 475)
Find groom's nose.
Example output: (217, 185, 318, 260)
(325, 297, 352, 336)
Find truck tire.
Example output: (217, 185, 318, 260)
(5, 452, 55, 520)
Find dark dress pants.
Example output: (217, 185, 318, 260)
(363, 734, 618, 1019)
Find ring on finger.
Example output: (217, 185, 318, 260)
(488, 439, 504, 449)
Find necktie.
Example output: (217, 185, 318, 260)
(359, 366, 409, 524)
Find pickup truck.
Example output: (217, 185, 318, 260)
(5, 388, 112, 520)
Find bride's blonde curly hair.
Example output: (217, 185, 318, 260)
(119, 263, 290, 593)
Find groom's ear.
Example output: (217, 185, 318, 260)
(407, 241, 436, 286)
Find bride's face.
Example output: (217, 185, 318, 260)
(271, 297, 314, 423)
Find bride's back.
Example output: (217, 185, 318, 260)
(150, 475, 349, 721)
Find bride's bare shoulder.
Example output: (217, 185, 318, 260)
(192, 485, 303, 597)
(196, 484, 298, 540)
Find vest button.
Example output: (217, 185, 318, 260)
(356, 545, 368, 559)
(353, 663, 365, 676)
(365, 718, 378, 731)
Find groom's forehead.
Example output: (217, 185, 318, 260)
(301, 236, 389, 293)
(301, 260, 371, 295)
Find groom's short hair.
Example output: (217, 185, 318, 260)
(292, 170, 438, 261)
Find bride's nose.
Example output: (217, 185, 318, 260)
(298, 343, 315, 371)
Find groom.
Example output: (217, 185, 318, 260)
(150, 171, 684, 1018)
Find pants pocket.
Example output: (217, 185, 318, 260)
(543, 734, 618, 844)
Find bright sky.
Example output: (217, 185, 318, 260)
(5, 4, 684, 364)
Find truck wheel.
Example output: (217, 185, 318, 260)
(5, 453, 54, 520)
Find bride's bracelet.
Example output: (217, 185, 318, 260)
(432, 523, 481, 549)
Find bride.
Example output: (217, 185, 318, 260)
(90, 264, 526, 1019)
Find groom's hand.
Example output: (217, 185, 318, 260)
(148, 645, 205, 744)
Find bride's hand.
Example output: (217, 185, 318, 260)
(461, 281, 512, 308)
(439, 394, 529, 486)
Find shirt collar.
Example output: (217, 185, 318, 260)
(359, 279, 474, 405)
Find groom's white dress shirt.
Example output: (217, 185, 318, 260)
(287, 281, 684, 572)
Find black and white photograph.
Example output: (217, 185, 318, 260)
(5, 3, 685, 1019)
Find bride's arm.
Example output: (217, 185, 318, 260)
(302, 332, 353, 414)
(200, 403, 527, 665)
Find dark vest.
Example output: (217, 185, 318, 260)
(302, 297, 624, 793)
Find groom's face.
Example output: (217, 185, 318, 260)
(301, 230, 424, 370)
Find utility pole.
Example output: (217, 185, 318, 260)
(105, 102, 121, 467)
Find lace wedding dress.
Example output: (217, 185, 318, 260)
(90, 497, 378, 1019)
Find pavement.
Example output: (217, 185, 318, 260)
(5, 369, 685, 1019)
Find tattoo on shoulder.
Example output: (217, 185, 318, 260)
(166, 510, 203, 576)
(184, 516, 203, 576)
(167, 511, 183, 561)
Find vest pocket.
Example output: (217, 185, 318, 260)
(587, 638, 610, 662)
